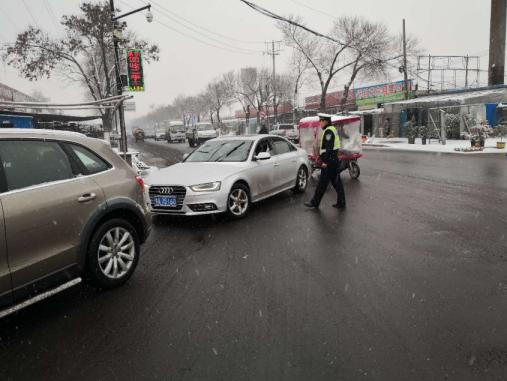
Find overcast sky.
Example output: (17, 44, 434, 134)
(0, 0, 492, 121)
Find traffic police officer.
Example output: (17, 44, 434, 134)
(305, 113, 346, 209)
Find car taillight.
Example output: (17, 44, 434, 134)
(135, 176, 145, 189)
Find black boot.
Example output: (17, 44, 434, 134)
(304, 201, 318, 208)
(332, 203, 346, 209)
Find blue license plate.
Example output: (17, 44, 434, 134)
(153, 196, 177, 207)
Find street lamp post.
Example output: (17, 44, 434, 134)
(109, 0, 152, 157)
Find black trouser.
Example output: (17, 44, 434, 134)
(311, 161, 346, 207)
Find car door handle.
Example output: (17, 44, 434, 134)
(273, 163, 280, 167)
(77, 193, 97, 203)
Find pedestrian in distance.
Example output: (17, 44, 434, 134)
(305, 113, 346, 209)
(259, 124, 268, 134)
(384, 117, 391, 138)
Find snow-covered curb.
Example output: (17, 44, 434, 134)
(363, 138, 507, 155)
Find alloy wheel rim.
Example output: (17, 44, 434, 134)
(229, 189, 248, 216)
(97, 227, 135, 279)
(298, 168, 307, 189)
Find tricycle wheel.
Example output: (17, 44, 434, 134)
(349, 161, 360, 179)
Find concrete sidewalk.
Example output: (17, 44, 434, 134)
(363, 137, 507, 155)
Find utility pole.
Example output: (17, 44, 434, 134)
(110, 0, 127, 155)
(265, 41, 281, 125)
(402, 19, 409, 100)
(109, 0, 152, 157)
(488, 0, 507, 85)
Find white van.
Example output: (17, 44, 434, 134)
(186, 122, 217, 147)
(167, 121, 186, 143)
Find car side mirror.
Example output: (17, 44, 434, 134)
(255, 151, 271, 161)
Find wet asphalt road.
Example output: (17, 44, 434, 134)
(0, 140, 506, 380)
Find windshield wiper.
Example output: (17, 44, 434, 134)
(215, 143, 245, 162)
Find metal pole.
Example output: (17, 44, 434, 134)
(488, 0, 507, 85)
(464, 55, 469, 88)
(402, 19, 409, 100)
(110, 0, 128, 157)
(272, 40, 277, 124)
(440, 109, 446, 145)
(427, 55, 431, 94)
(112, 4, 150, 21)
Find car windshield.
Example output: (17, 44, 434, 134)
(185, 140, 252, 162)
(279, 125, 293, 130)
(171, 126, 185, 132)
(197, 125, 213, 131)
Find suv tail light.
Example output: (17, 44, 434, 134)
(135, 176, 145, 190)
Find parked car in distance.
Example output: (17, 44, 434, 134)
(271, 123, 299, 143)
(145, 135, 310, 219)
(154, 130, 167, 141)
(0, 129, 151, 317)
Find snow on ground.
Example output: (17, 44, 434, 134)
(363, 137, 507, 155)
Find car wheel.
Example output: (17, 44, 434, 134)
(349, 161, 360, 179)
(293, 166, 308, 193)
(226, 184, 250, 219)
(86, 218, 140, 289)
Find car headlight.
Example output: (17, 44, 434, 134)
(190, 182, 221, 192)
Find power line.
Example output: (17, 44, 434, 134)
(119, 0, 261, 55)
(0, 5, 22, 32)
(21, 0, 38, 26)
(148, 1, 262, 54)
(287, 0, 336, 20)
(153, 19, 258, 56)
(240, 0, 403, 66)
(137, 0, 265, 45)
(43, 0, 60, 29)
(240, 0, 347, 46)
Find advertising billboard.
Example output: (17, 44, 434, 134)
(126, 49, 144, 92)
(355, 80, 412, 107)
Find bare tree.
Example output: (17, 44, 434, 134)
(173, 94, 193, 125)
(335, 17, 392, 109)
(226, 68, 257, 128)
(4, 2, 159, 131)
(272, 73, 293, 114)
(288, 49, 310, 111)
(280, 15, 414, 112)
(279, 16, 354, 111)
(28, 89, 51, 114)
(241, 68, 272, 126)
(205, 73, 234, 126)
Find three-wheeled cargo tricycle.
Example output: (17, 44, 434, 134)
(298, 114, 363, 180)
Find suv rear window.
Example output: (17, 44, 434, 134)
(0, 140, 74, 191)
(68, 144, 110, 174)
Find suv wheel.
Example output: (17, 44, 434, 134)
(86, 218, 140, 289)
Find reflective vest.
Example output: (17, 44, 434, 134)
(320, 125, 341, 154)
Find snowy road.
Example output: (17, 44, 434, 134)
(0, 145, 506, 380)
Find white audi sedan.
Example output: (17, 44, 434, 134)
(145, 135, 310, 218)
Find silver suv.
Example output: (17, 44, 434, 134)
(0, 129, 151, 315)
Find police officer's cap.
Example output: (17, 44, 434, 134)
(318, 113, 332, 122)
